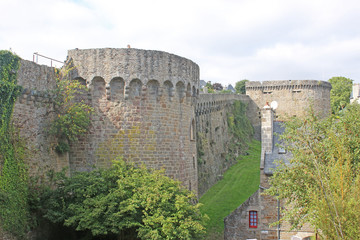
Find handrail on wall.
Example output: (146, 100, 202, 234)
(33, 52, 63, 67)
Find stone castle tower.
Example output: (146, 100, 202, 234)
(246, 80, 332, 137)
(66, 48, 200, 193)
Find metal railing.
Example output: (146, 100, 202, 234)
(33, 52, 63, 67)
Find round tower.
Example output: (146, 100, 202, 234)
(67, 48, 200, 193)
(245, 80, 331, 138)
(246, 80, 331, 119)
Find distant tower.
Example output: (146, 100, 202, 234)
(246, 80, 332, 136)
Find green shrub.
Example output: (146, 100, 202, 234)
(49, 68, 93, 153)
(38, 160, 208, 240)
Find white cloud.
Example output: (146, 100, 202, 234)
(1, 0, 360, 84)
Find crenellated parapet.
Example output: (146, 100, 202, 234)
(67, 48, 199, 102)
(246, 79, 331, 91)
(196, 93, 251, 116)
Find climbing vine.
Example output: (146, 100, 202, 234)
(0, 50, 29, 237)
(227, 100, 254, 157)
(49, 68, 93, 153)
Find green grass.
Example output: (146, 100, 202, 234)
(199, 140, 261, 239)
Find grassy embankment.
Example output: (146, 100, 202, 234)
(199, 140, 261, 239)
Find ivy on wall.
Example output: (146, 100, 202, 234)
(196, 100, 254, 195)
(49, 68, 93, 154)
(0, 50, 29, 237)
(227, 100, 254, 152)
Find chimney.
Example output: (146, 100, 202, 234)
(261, 102, 274, 154)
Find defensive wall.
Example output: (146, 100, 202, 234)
(10, 48, 257, 197)
(9, 48, 332, 200)
(12, 60, 69, 176)
(195, 93, 257, 195)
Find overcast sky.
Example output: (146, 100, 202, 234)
(1, 0, 360, 86)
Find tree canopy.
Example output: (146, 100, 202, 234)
(204, 81, 214, 93)
(266, 104, 360, 239)
(37, 160, 208, 240)
(235, 79, 249, 94)
(212, 83, 223, 91)
(328, 76, 353, 114)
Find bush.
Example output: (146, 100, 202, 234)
(38, 160, 208, 240)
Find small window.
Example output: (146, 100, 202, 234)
(249, 211, 258, 228)
(190, 119, 195, 141)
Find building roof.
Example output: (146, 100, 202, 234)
(264, 121, 292, 175)
(199, 80, 207, 88)
(226, 84, 236, 92)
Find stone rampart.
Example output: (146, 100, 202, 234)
(195, 93, 255, 195)
(12, 60, 68, 176)
(9, 50, 332, 200)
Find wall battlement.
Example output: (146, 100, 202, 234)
(246, 79, 332, 91)
(196, 93, 251, 116)
(67, 48, 200, 101)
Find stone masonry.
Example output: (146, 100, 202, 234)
(246, 80, 332, 138)
(66, 48, 200, 194)
(9, 48, 332, 201)
(12, 60, 69, 176)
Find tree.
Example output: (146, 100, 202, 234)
(205, 81, 214, 93)
(212, 83, 223, 91)
(266, 104, 360, 239)
(49, 68, 93, 153)
(328, 76, 353, 114)
(235, 79, 249, 94)
(39, 160, 208, 240)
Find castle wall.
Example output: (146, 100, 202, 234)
(195, 93, 255, 195)
(66, 48, 199, 193)
(11, 51, 256, 197)
(246, 80, 332, 121)
(12, 60, 68, 176)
